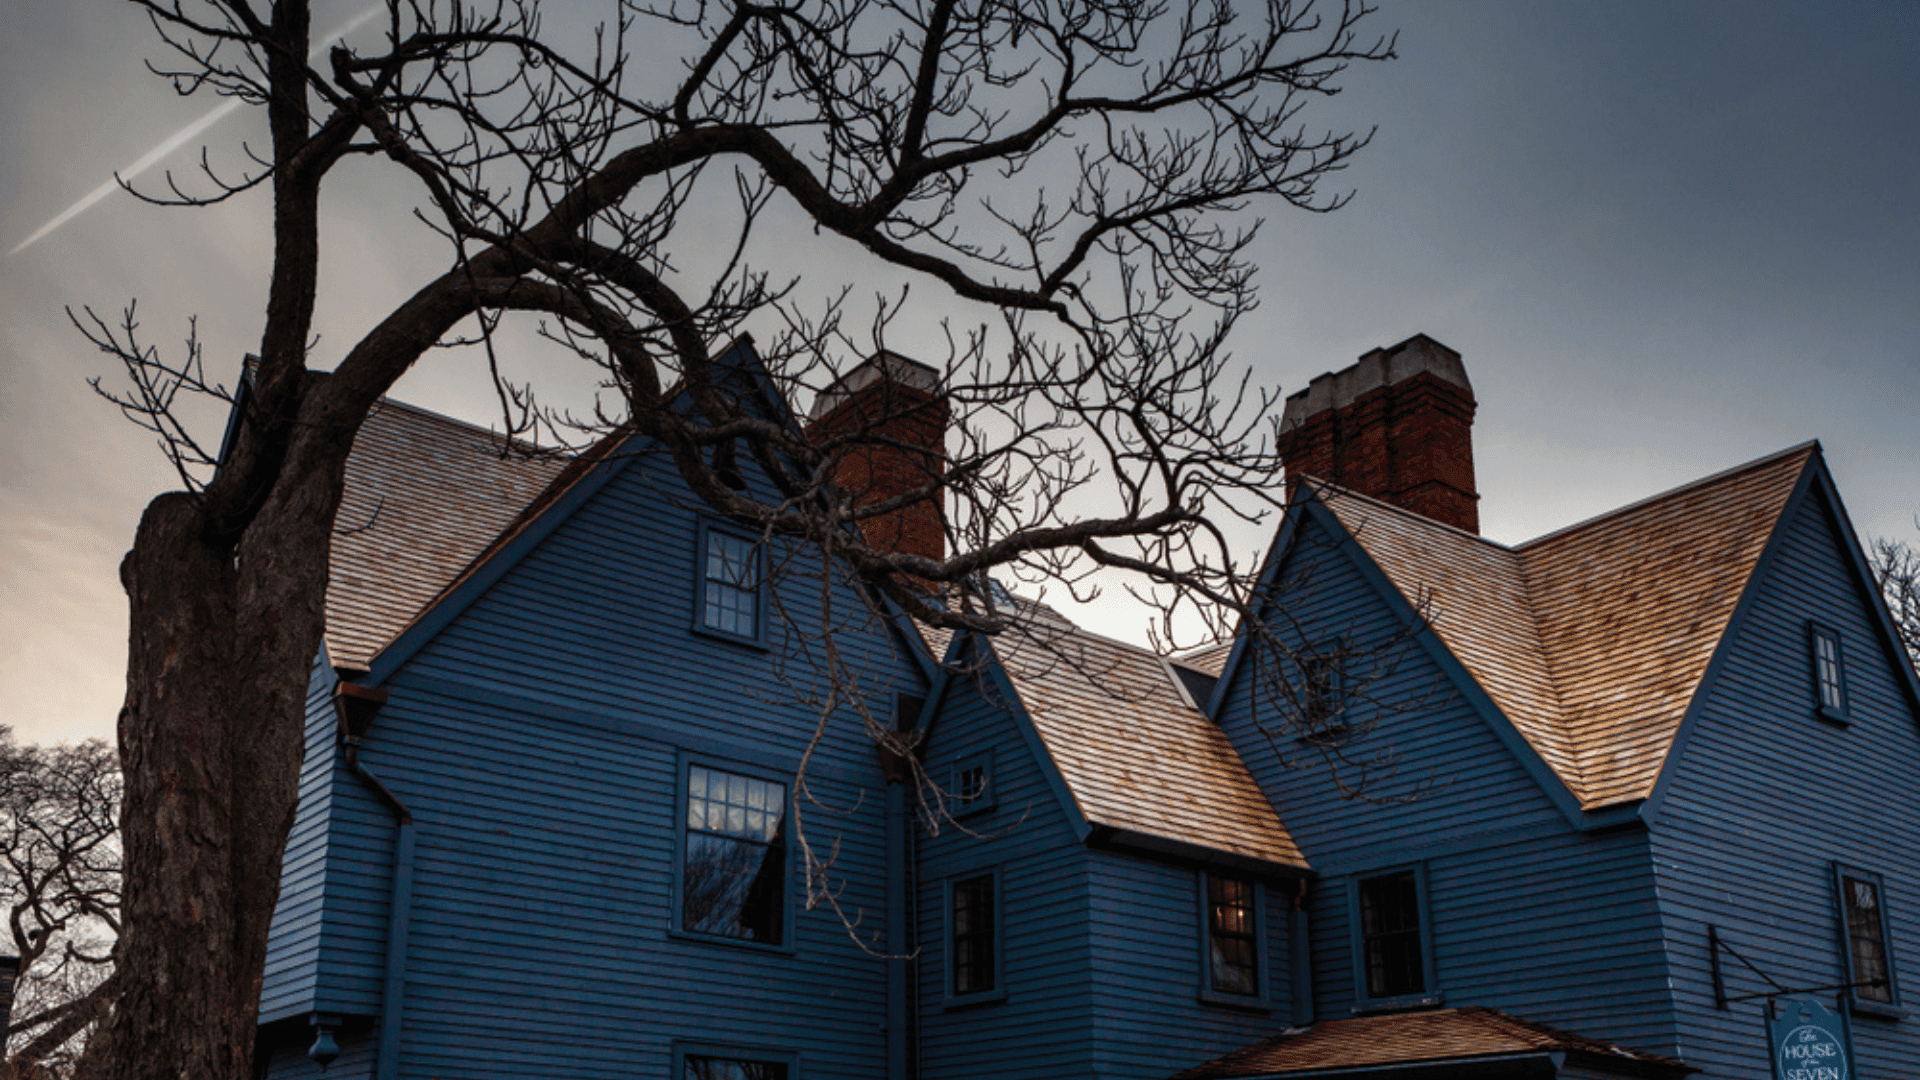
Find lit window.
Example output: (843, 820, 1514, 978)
(1836, 866, 1899, 1009)
(682, 765, 786, 944)
(1358, 871, 1426, 1000)
(1207, 875, 1260, 996)
(1810, 624, 1848, 722)
(702, 528, 762, 640)
(951, 873, 997, 996)
(684, 1057, 787, 1080)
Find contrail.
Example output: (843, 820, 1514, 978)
(10, 4, 383, 257)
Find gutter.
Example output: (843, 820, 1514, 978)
(333, 682, 414, 1080)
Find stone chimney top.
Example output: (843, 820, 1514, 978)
(809, 351, 941, 422)
(1277, 333, 1480, 534)
(1280, 334, 1470, 433)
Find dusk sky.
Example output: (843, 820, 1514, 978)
(2, 1, 1915, 747)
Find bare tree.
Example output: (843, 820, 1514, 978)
(0, 730, 120, 1080)
(74, 0, 1395, 1075)
(1869, 531, 1920, 671)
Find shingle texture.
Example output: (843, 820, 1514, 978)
(325, 399, 568, 670)
(984, 610, 1307, 869)
(1170, 1007, 1695, 1078)
(1319, 443, 1813, 809)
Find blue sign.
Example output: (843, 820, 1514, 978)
(1770, 997, 1854, 1080)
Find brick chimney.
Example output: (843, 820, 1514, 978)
(1276, 333, 1479, 533)
(806, 351, 948, 562)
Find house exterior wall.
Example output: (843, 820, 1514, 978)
(1649, 480, 1920, 1077)
(1085, 849, 1301, 1079)
(1217, 510, 1679, 1055)
(914, 659, 1095, 1080)
(260, 445, 930, 1079)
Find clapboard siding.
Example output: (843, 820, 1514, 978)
(1302, 827, 1676, 1053)
(261, 654, 348, 1021)
(1218, 512, 1683, 1055)
(261, 435, 925, 1080)
(916, 663, 1094, 1080)
(1086, 849, 1297, 1079)
(1651, 482, 1920, 1077)
(1217, 515, 1569, 859)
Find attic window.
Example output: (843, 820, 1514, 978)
(1296, 644, 1348, 745)
(951, 751, 994, 816)
(1809, 623, 1849, 724)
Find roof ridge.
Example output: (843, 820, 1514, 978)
(1517, 440, 1819, 551)
(366, 395, 559, 458)
(1306, 478, 1518, 552)
(1318, 484, 1589, 800)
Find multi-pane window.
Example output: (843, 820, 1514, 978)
(1207, 875, 1260, 996)
(684, 1056, 787, 1080)
(1358, 871, 1426, 999)
(1840, 872, 1893, 1004)
(955, 763, 987, 806)
(703, 530, 761, 638)
(683, 765, 786, 944)
(951, 874, 996, 995)
(1811, 625, 1847, 718)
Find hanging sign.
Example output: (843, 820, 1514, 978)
(1769, 996, 1853, 1080)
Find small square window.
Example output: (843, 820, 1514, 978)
(1349, 864, 1441, 1012)
(1809, 623, 1849, 723)
(1207, 875, 1261, 997)
(948, 872, 1002, 1003)
(1834, 864, 1902, 1015)
(698, 523, 766, 644)
(680, 762, 787, 946)
(950, 752, 995, 816)
(1295, 643, 1349, 745)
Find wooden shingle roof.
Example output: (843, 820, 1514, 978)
(325, 399, 568, 670)
(983, 611, 1307, 869)
(1170, 1007, 1695, 1078)
(1319, 443, 1814, 810)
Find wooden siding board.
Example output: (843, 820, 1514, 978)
(1085, 848, 1299, 1080)
(261, 656, 347, 1022)
(1650, 483, 1920, 1078)
(916, 666, 1095, 1080)
(264, 435, 925, 1079)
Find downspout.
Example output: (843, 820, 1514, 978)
(334, 682, 414, 1080)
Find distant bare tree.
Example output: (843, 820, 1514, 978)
(0, 730, 119, 1080)
(1869, 531, 1920, 671)
(74, 0, 1396, 1075)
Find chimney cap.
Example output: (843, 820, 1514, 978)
(808, 350, 941, 421)
(1280, 333, 1470, 431)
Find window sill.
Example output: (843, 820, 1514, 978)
(1848, 996, 1906, 1021)
(1198, 988, 1272, 1014)
(1352, 990, 1445, 1015)
(943, 987, 1007, 1011)
(691, 622, 771, 651)
(1815, 705, 1851, 728)
(667, 927, 796, 956)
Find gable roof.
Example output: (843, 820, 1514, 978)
(938, 605, 1307, 870)
(326, 399, 569, 670)
(1169, 1007, 1695, 1079)
(1314, 443, 1816, 810)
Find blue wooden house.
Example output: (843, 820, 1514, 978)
(254, 335, 1918, 1079)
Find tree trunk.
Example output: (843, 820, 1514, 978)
(81, 484, 327, 1080)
